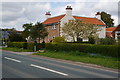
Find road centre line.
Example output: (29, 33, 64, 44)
(30, 64, 68, 76)
(4, 57, 21, 63)
(4, 51, 118, 74)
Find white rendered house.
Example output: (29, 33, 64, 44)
(43, 6, 106, 42)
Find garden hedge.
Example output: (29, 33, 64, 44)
(7, 42, 44, 51)
(7, 42, 119, 57)
(45, 43, 119, 57)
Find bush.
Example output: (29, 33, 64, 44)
(117, 40, 120, 45)
(88, 37, 95, 44)
(8, 31, 26, 42)
(45, 43, 119, 57)
(52, 37, 66, 43)
(7, 42, 25, 48)
(7, 42, 119, 57)
(27, 42, 34, 50)
(85, 45, 119, 57)
(100, 37, 116, 45)
(7, 42, 44, 51)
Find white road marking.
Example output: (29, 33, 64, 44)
(30, 64, 68, 76)
(4, 57, 21, 63)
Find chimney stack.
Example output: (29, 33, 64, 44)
(45, 11, 51, 19)
(66, 6, 72, 16)
(95, 12, 101, 20)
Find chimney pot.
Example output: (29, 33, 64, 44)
(45, 11, 51, 19)
(45, 11, 51, 15)
(66, 6, 72, 10)
(66, 6, 72, 15)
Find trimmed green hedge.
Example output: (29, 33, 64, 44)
(7, 42, 44, 51)
(7, 42, 25, 48)
(7, 42, 119, 57)
(45, 43, 119, 57)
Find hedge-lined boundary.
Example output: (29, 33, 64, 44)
(45, 43, 119, 57)
(7, 42, 45, 51)
(7, 42, 119, 57)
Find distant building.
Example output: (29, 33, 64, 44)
(42, 6, 106, 43)
(106, 25, 120, 40)
(1, 30, 22, 39)
(0, 29, 9, 45)
(2, 30, 9, 39)
(0, 29, 23, 45)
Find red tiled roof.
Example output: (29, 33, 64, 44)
(106, 27, 117, 31)
(43, 14, 105, 26)
(114, 25, 120, 31)
(73, 16, 105, 25)
(106, 32, 113, 37)
(43, 14, 65, 24)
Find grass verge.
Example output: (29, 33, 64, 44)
(2, 47, 33, 52)
(2, 47, 119, 69)
(34, 50, 119, 69)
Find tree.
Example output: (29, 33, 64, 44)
(2, 28, 16, 31)
(22, 23, 33, 38)
(100, 37, 116, 45)
(30, 22, 48, 43)
(8, 31, 25, 42)
(62, 20, 102, 42)
(101, 12, 114, 28)
(2, 28, 26, 43)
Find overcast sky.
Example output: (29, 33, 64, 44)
(0, 0, 120, 31)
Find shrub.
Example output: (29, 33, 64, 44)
(52, 37, 66, 43)
(88, 37, 95, 44)
(100, 37, 116, 45)
(7, 42, 44, 51)
(27, 42, 34, 50)
(85, 45, 119, 57)
(45, 43, 119, 57)
(117, 40, 120, 45)
(23, 42, 28, 49)
(7, 42, 25, 48)
(7, 42, 13, 47)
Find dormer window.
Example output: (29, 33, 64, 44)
(52, 24, 56, 30)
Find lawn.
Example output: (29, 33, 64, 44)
(2, 47, 33, 52)
(34, 50, 119, 69)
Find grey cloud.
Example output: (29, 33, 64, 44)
(2, 2, 51, 30)
(2, 2, 27, 22)
(118, 2, 120, 24)
(1, 1, 119, 30)
(2, 11, 23, 22)
(2, 2, 27, 12)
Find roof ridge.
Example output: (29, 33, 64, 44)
(42, 14, 65, 24)
(106, 27, 117, 31)
(73, 15, 96, 19)
(43, 14, 105, 25)
(48, 14, 65, 19)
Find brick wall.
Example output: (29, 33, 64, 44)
(43, 23, 60, 43)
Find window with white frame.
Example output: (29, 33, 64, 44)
(52, 24, 56, 30)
